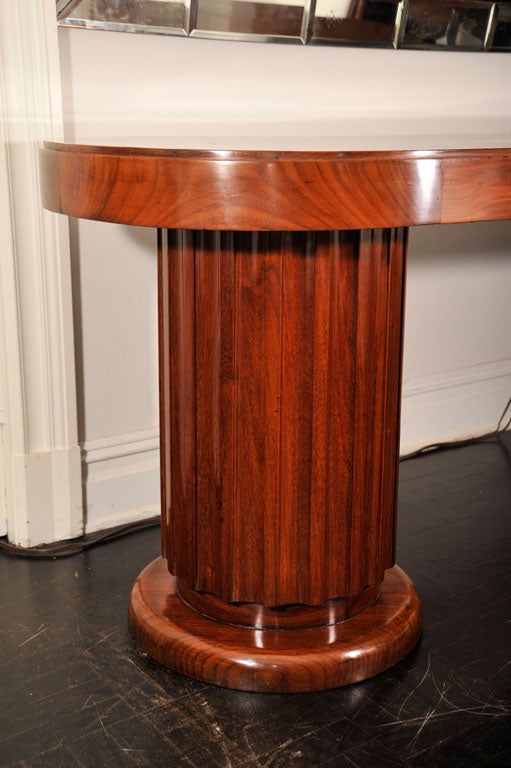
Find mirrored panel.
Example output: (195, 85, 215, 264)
(492, 3, 511, 48)
(403, 0, 495, 50)
(312, 0, 403, 46)
(57, 0, 189, 35)
(192, 0, 309, 42)
(56, 0, 511, 50)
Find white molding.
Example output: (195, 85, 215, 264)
(0, 59, 11, 539)
(0, 343, 5, 535)
(0, 0, 83, 545)
(402, 358, 511, 398)
(83, 427, 159, 464)
(400, 359, 511, 454)
(0, 431, 6, 537)
(0, 368, 5, 426)
(82, 430, 160, 534)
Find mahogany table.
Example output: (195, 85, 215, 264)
(40, 137, 511, 692)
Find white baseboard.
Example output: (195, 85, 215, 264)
(400, 358, 511, 455)
(10, 446, 83, 546)
(0, 429, 6, 537)
(83, 427, 160, 533)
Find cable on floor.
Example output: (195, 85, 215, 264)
(0, 516, 160, 559)
(399, 393, 510, 461)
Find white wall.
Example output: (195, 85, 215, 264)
(58, 28, 511, 531)
(403, 222, 510, 452)
(59, 30, 511, 136)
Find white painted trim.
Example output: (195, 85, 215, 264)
(0, 368, 5, 426)
(400, 359, 511, 454)
(0, 41, 14, 539)
(402, 359, 511, 398)
(0, 432, 6, 537)
(0, 0, 83, 545)
(82, 430, 159, 534)
(83, 427, 159, 464)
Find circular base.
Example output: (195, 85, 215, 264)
(129, 558, 422, 693)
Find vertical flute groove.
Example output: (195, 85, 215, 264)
(345, 230, 358, 596)
(277, 234, 285, 604)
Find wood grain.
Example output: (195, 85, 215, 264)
(40, 143, 511, 231)
(160, 229, 406, 611)
(129, 558, 423, 693)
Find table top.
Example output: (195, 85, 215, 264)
(43, 134, 511, 152)
(40, 136, 511, 230)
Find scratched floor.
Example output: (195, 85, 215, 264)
(1, 434, 510, 768)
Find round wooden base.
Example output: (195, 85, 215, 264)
(129, 558, 422, 693)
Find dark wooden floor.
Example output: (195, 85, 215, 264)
(1, 435, 510, 768)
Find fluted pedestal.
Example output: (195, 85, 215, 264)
(129, 226, 422, 691)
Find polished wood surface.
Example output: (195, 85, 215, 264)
(175, 579, 380, 630)
(39, 138, 511, 692)
(159, 228, 406, 616)
(129, 558, 422, 693)
(40, 141, 511, 230)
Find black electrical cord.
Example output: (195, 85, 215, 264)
(1, 396, 509, 559)
(399, 393, 511, 461)
(0, 516, 160, 559)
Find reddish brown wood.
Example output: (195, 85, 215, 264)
(176, 579, 380, 629)
(129, 558, 422, 693)
(160, 229, 405, 611)
(40, 143, 511, 231)
(38, 139, 511, 692)
(157, 230, 171, 562)
(441, 156, 511, 223)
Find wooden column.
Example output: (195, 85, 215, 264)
(129, 225, 422, 691)
(161, 227, 408, 608)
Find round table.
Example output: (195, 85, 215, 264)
(40, 137, 511, 692)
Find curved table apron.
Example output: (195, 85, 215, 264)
(40, 141, 511, 692)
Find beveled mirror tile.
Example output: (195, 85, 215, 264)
(492, 3, 511, 49)
(402, 0, 494, 50)
(191, 0, 308, 41)
(57, 0, 189, 35)
(312, 0, 403, 46)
